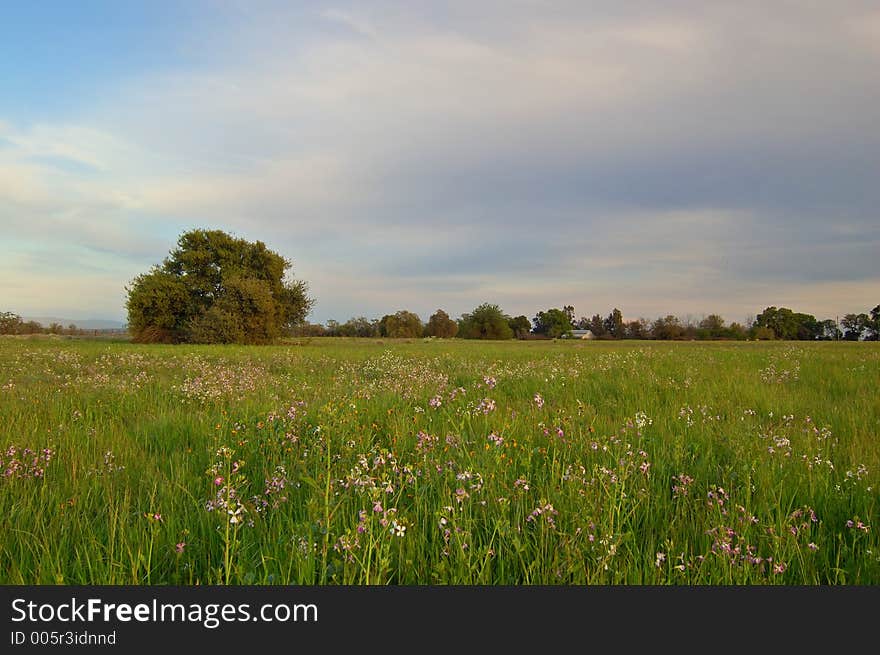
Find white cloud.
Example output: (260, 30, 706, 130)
(1, 2, 878, 322)
(319, 8, 380, 40)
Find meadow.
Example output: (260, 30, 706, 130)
(0, 336, 877, 584)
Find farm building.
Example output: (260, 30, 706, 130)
(568, 329, 595, 339)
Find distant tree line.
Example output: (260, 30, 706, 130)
(5, 297, 878, 344)
(8, 226, 880, 345)
(5, 303, 878, 343)
(0, 312, 114, 336)
(294, 304, 517, 340)
(292, 303, 880, 342)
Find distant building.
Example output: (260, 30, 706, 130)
(568, 329, 595, 339)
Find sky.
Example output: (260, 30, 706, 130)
(1, 1, 878, 325)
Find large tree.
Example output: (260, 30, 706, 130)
(0, 311, 23, 334)
(126, 229, 313, 344)
(841, 313, 869, 341)
(424, 309, 458, 338)
(868, 304, 880, 341)
(533, 308, 573, 338)
(753, 306, 821, 340)
(699, 314, 725, 333)
(754, 307, 795, 340)
(625, 318, 649, 339)
(651, 315, 684, 340)
(819, 319, 842, 341)
(508, 315, 532, 339)
(378, 310, 423, 338)
(458, 303, 514, 340)
(588, 314, 607, 338)
(793, 312, 822, 340)
(351, 317, 381, 338)
(603, 308, 625, 338)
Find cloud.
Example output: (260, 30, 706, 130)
(1, 1, 878, 323)
(319, 8, 380, 40)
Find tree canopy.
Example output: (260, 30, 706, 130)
(508, 315, 532, 339)
(651, 315, 684, 340)
(424, 309, 458, 338)
(871, 305, 880, 341)
(378, 310, 423, 338)
(533, 307, 573, 338)
(458, 303, 514, 340)
(755, 306, 821, 340)
(841, 313, 869, 341)
(126, 229, 313, 344)
(603, 308, 625, 338)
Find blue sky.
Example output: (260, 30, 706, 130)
(1, 1, 878, 325)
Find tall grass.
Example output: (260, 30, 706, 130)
(0, 336, 877, 584)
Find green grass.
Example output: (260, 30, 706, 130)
(0, 336, 877, 584)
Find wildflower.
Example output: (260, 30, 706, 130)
(263, 466, 288, 506)
(228, 506, 244, 524)
(808, 542, 818, 552)
(429, 395, 442, 408)
(526, 503, 558, 528)
(477, 398, 496, 414)
(391, 521, 407, 537)
(335, 534, 360, 562)
(287, 401, 305, 420)
(655, 552, 666, 568)
(175, 542, 186, 554)
(488, 433, 504, 447)
(214, 476, 224, 486)
(534, 393, 544, 408)
(847, 518, 870, 533)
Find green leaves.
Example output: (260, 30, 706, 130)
(458, 303, 514, 340)
(533, 308, 573, 339)
(126, 229, 313, 344)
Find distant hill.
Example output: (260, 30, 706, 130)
(23, 317, 126, 330)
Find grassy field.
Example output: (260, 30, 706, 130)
(0, 336, 877, 584)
